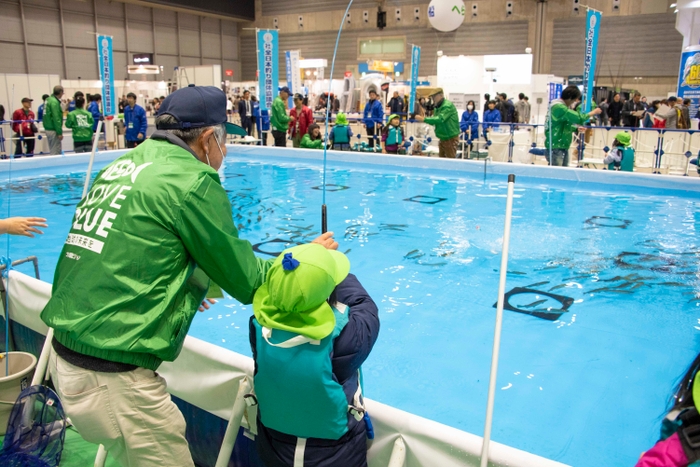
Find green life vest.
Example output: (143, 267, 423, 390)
(607, 147, 635, 172)
(386, 126, 403, 146)
(333, 125, 350, 145)
(253, 303, 363, 440)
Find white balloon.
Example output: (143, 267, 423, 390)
(428, 0, 465, 32)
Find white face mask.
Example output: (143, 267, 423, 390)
(205, 132, 225, 168)
(467, 105, 474, 111)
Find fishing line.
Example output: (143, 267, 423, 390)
(4, 84, 15, 376)
(320, 0, 354, 234)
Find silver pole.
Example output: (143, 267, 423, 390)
(82, 119, 103, 199)
(480, 174, 516, 467)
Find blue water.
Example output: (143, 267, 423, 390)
(3, 154, 700, 467)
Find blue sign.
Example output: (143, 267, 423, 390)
(677, 50, 700, 119)
(257, 29, 279, 112)
(548, 83, 562, 102)
(409, 45, 421, 116)
(582, 9, 601, 113)
(96, 35, 115, 116)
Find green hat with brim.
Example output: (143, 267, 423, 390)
(253, 243, 350, 340)
(615, 131, 631, 147)
(225, 122, 248, 137)
(388, 114, 400, 123)
(335, 113, 348, 126)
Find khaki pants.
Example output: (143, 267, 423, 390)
(49, 353, 194, 467)
(439, 136, 459, 159)
(45, 130, 62, 155)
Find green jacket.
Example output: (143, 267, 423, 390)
(424, 98, 460, 141)
(41, 132, 274, 370)
(65, 109, 94, 143)
(545, 100, 590, 149)
(270, 96, 291, 132)
(300, 134, 323, 149)
(43, 95, 63, 135)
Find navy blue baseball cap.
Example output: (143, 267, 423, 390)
(156, 85, 246, 136)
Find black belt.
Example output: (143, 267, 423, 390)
(52, 337, 138, 373)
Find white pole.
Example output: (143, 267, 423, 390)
(215, 376, 252, 467)
(479, 174, 516, 467)
(387, 437, 407, 467)
(82, 119, 103, 199)
(94, 445, 108, 467)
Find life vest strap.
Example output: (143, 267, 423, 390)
(262, 327, 321, 348)
(678, 407, 700, 462)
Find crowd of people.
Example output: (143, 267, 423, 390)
(595, 92, 695, 130)
(0, 86, 153, 157)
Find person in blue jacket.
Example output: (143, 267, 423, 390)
(482, 100, 501, 139)
(460, 99, 480, 155)
(258, 108, 271, 146)
(363, 89, 384, 146)
(87, 94, 103, 132)
(124, 92, 147, 148)
(37, 94, 49, 122)
(250, 243, 380, 467)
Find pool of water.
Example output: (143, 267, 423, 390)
(3, 153, 700, 466)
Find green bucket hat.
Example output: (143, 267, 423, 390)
(615, 131, 631, 147)
(388, 114, 400, 123)
(253, 244, 350, 340)
(335, 113, 348, 126)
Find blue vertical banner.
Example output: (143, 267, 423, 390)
(257, 29, 279, 112)
(582, 9, 601, 113)
(96, 35, 115, 116)
(408, 45, 421, 116)
(548, 83, 562, 102)
(677, 50, 700, 119)
(285, 50, 301, 108)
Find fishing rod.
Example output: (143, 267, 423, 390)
(3, 84, 14, 376)
(320, 0, 354, 234)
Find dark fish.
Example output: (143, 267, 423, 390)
(612, 282, 635, 289)
(658, 282, 686, 287)
(524, 281, 550, 288)
(257, 216, 262, 222)
(288, 225, 313, 231)
(507, 271, 527, 275)
(588, 287, 611, 294)
(437, 251, 456, 257)
(364, 190, 375, 195)
(346, 224, 362, 229)
(562, 275, 591, 281)
(521, 299, 547, 308)
(418, 261, 447, 266)
(549, 284, 569, 292)
(237, 223, 245, 230)
(532, 307, 568, 313)
(343, 249, 352, 255)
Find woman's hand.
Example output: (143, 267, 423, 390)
(0, 217, 48, 237)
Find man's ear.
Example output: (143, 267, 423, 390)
(198, 127, 215, 155)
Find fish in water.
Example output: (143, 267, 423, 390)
(404, 249, 425, 259)
(257, 216, 262, 222)
(506, 271, 527, 275)
(549, 284, 569, 292)
(524, 281, 550, 288)
(588, 287, 633, 294)
(521, 299, 547, 308)
(343, 249, 352, 255)
(657, 282, 686, 287)
(437, 251, 456, 257)
(418, 261, 447, 267)
(532, 307, 568, 314)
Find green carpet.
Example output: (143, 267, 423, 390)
(1, 426, 121, 466)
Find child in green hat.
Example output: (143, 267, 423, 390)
(603, 131, 633, 171)
(382, 114, 404, 154)
(329, 113, 353, 151)
(250, 243, 380, 467)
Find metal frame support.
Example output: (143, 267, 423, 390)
(93, 0, 99, 38)
(124, 3, 130, 65)
(199, 16, 204, 65)
(214, 377, 253, 467)
(18, 0, 30, 74)
(152, 8, 158, 66)
(220, 19, 225, 73)
(387, 437, 406, 467)
(57, 0, 68, 78)
(176, 12, 182, 64)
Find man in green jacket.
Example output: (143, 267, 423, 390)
(64, 95, 94, 153)
(271, 86, 291, 147)
(415, 88, 460, 158)
(43, 85, 64, 155)
(545, 85, 601, 167)
(41, 85, 338, 467)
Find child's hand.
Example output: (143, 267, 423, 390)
(312, 232, 339, 250)
(198, 298, 217, 312)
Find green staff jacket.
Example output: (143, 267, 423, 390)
(65, 109, 95, 143)
(41, 131, 273, 370)
(424, 98, 460, 141)
(270, 96, 291, 132)
(545, 100, 590, 150)
(42, 95, 63, 135)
